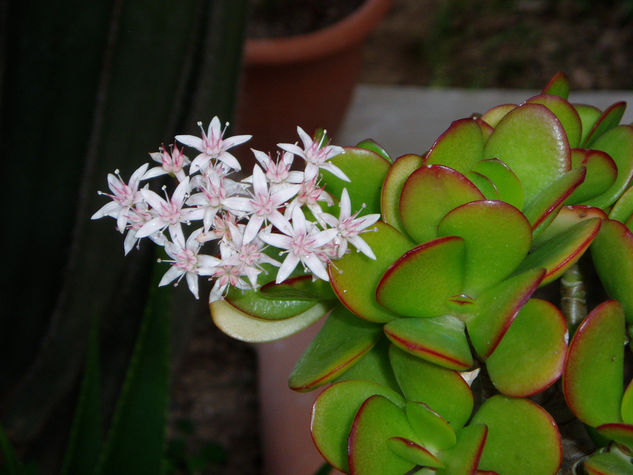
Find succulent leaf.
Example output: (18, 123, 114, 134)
(565, 148, 618, 204)
(574, 103, 602, 145)
(471, 158, 524, 209)
(386, 437, 444, 468)
(583, 101, 627, 147)
(480, 104, 516, 128)
(596, 423, 633, 450)
(541, 71, 570, 99)
(356, 138, 392, 163)
(436, 424, 488, 475)
(424, 118, 484, 174)
(405, 401, 457, 451)
(381, 154, 424, 233)
(526, 93, 582, 147)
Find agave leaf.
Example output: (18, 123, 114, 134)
(311, 380, 404, 473)
(348, 395, 420, 475)
(329, 221, 414, 323)
(389, 346, 474, 430)
(437, 200, 532, 295)
(471, 158, 524, 209)
(399, 165, 484, 243)
(436, 424, 488, 475)
(483, 103, 571, 206)
(471, 396, 562, 474)
(405, 401, 456, 450)
(584, 101, 627, 147)
(592, 220, 633, 324)
(526, 93, 582, 147)
(356, 138, 392, 162)
(480, 104, 516, 128)
(387, 437, 444, 468)
(384, 315, 473, 371)
(515, 217, 601, 286)
(562, 300, 625, 426)
(210, 299, 330, 342)
(376, 237, 465, 318)
(565, 149, 617, 204)
(322, 146, 391, 215)
(486, 299, 567, 397)
(288, 305, 382, 392)
(381, 154, 424, 233)
(466, 268, 545, 360)
(424, 118, 484, 174)
(585, 126, 633, 209)
(541, 71, 570, 99)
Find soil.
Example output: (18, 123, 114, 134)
(170, 1, 633, 473)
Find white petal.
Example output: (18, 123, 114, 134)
(223, 196, 253, 213)
(268, 211, 293, 236)
(259, 232, 292, 249)
(303, 254, 329, 281)
(136, 217, 165, 238)
(243, 215, 264, 244)
(277, 142, 304, 157)
(116, 210, 129, 233)
(141, 189, 166, 211)
(276, 254, 300, 283)
(252, 149, 270, 168)
(198, 255, 221, 274)
(208, 116, 221, 137)
(349, 235, 376, 260)
(312, 228, 338, 247)
(272, 183, 300, 205)
(175, 134, 204, 151)
(168, 224, 185, 247)
(296, 126, 314, 149)
(190, 154, 210, 173)
(339, 188, 352, 219)
(130, 163, 150, 185)
(321, 162, 350, 182)
(251, 164, 268, 197)
(159, 266, 183, 286)
(217, 151, 242, 171)
(91, 200, 120, 220)
(123, 230, 138, 255)
(223, 134, 252, 149)
(356, 213, 381, 230)
(172, 177, 190, 207)
(291, 206, 307, 235)
(142, 166, 167, 180)
(186, 272, 199, 299)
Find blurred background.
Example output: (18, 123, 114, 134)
(2, 0, 633, 474)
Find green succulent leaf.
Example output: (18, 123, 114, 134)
(464, 171, 500, 200)
(335, 337, 401, 392)
(399, 164, 484, 243)
(405, 401, 456, 450)
(210, 299, 330, 342)
(526, 93, 582, 147)
(226, 285, 316, 321)
(389, 346, 474, 430)
(563, 300, 625, 426)
(622, 379, 633, 424)
(483, 103, 571, 206)
(565, 149, 617, 204)
(386, 437, 444, 468)
(480, 104, 516, 128)
(584, 101, 627, 147)
(592, 220, 633, 324)
(381, 154, 424, 233)
(436, 424, 488, 475)
(541, 71, 570, 99)
(516, 217, 601, 286)
(322, 146, 391, 215)
(348, 395, 421, 475)
(486, 299, 567, 397)
(356, 138, 392, 162)
(288, 305, 383, 392)
(610, 185, 633, 226)
(311, 380, 405, 473)
(574, 103, 603, 146)
(437, 199, 532, 295)
(376, 237, 465, 318)
(471, 396, 562, 474)
(471, 158, 524, 209)
(259, 275, 336, 301)
(476, 117, 494, 141)
(329, 221, 414, 323)
(597, 423, 633, 450)
(533, 205, 606, 246)
(584, 450, 633, 475)
(585, 125, 633, 209)
(424, 118, 484, 174)
(466, 268, 545, 359)
(384, 315, 473, 371)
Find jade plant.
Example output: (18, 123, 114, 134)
(93, 72, 633, 474)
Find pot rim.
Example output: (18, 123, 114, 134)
(244, 0, 393, 65)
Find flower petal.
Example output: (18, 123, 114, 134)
(276, 253, 301, 283)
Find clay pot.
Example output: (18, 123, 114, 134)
(235, 0, 393, 155)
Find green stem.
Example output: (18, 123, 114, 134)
(560, 263, 587, 334)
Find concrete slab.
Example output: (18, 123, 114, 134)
(339, 84, 633, 157)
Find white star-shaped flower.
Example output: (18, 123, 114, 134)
(143, 144, 190, 182)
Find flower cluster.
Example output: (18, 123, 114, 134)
(92, 117, 380, 302)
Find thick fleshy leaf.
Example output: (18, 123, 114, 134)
(486, 299, 567, 397)
(322, 146, 391, 214)
(376, 237, 465, 318)
(522, 167, 586, 236)
(387, 437, 444, 468)
(356, 138, 391, 162)
(381, 154, 424, 233)
(329, 221, 414, 323)
(592, 220, 633, 324)
(399, 165, 484, 243)
(541, 71, 570, 99)
(574, 103, 602, 145)
(623, 379, 633, 424)
(480, 104, 516, 128)
(566, 148, 617, 204)
(311, 380, 405, 473)
(335, 338, 401, 392)
(585, 125, 633, 209)
(384, 315, 473, 371)
(406, 401, 456, 450)
(424, 118, 484, 174)
(471, 396, 562, 474)
(476, 118, 494, 141)
(483, 103, 571, 205)
(515, 217, 601, 286)
(597, 423, 633, 449)
(533, 205, 607, 246)
(610, 185, 633, 226)
(226, 286, 316, 320)
(465, 171, 499, 200)
(584, 451, 633, 475)
(584, 101, 626, 147)
(563, 300, 625, 426)
(288, 306, 382, 392)
(210, 300, 330, 342)
(389, 346, 473, 429)
(471, 158, 524, 209)
(348, 395, 419, 475)
(437, 200, 532, 295)
(436, 424, 488, 475)
(526, 93, 582, 147)
(466, 269, 545, 359)
(260, 275, 335, 301)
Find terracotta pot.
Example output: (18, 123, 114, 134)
(235, 0, 393, 156)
